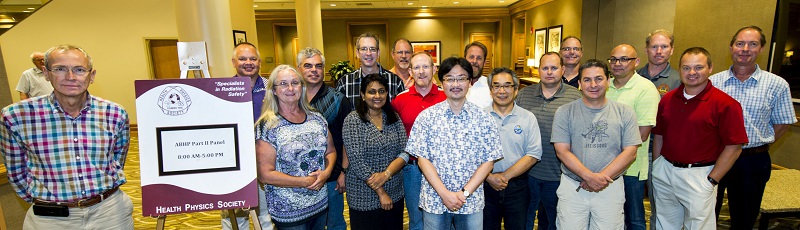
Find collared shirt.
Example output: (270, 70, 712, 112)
(552, 100, 642, 182)
(309, 84, 352, 181)
(391, 83, 447, 136)
(485, 105, 543, 173)
(607, 73, 660, 180)
(517, 82, 582, 181)
(1, 93, 130, 203)
(709, 65, 797, 148)
(466, 76, 493, 109)
(653, 83, 749, 163)
(234, 75, 267, 122)
(636, 63, 682, 97)
(16, 67, 53, 98)
(405, 101, 503, 214)
(335, 64, 406, 109)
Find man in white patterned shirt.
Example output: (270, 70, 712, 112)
(405, 57, 502, 229)
(710, 25, 797, 230)
(335, 32, 406, 108)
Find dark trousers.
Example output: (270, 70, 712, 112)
(715, 151, 772, 230)
(483, 176, 529, 230)
(349, 198, 404, 230)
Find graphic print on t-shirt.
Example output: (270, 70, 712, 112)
(582, 120, 609, 146)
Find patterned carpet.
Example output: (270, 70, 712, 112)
(124, 132, 800, 229)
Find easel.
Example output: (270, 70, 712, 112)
(152, 41, 262, 230)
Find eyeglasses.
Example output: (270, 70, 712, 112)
(607, 57, 636, 64)
(48, 66, 91, 77)
(358, 47, 379, 53)
(302, 63, 324, 70)
(274, 81, 301, 89)
(561, 47, 582, 52)
(443, 77, 469, 84)
(491, 84, 515, 91)
(394, 50, 412, 55)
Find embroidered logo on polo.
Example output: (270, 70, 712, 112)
(157, 86, 192, 116)
(657, 84, 671, 96)
(514, 125, 523, 134)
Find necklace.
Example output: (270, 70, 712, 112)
(368, 111, 383, 130)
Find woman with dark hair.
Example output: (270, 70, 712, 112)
(343, 73, 408, 230)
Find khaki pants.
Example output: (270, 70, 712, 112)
(23, 190, 133, 230)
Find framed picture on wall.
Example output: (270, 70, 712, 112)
(534, 28, 547, 67)
(547, 25, 563, 52)
(233, 30, 247, 46)
(411, 41, 442, 64)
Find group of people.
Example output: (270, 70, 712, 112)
(0, 25, 794, 230)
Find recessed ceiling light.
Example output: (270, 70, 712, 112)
(453, 1, 459, 4)
(499, 0, 505, 2)
(408, 2, 413, 5)
(422, 5, 428, 8)
(253, 4, 258, 7)
(22, 10, 30, 13)
(330, 3, 337, 6)
(27, 8, 35, 10)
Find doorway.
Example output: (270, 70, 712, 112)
(147, 39, 180, 79)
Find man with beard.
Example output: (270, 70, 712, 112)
(464, 41, 493, 109)
(710, 26, 797, 229)
(224, 42, 274, 230)
(297, 47, 351, 230)
(389, 38, 415, 89)
(336, 33, 406, 108)
(560, 36, 583, 88)
(392, 52, 447, 230)
(517, 52, 582, 230)
(406, 57, 502, 229)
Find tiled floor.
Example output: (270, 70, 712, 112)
(125, 134, 800, 229)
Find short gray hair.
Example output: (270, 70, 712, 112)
(44, 45, 93, 70)
(296, 47, 325, 67)
(487, 67, 519, 90)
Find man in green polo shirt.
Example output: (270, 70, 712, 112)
(607, 44, 661, 230)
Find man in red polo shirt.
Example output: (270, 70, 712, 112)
(391, 51, 446, 230)
(651, 47, 748, 230)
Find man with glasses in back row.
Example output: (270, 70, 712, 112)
(16, 51, 53, 100)
(1, 45, 134, 229)
(336, 33, 406, 108)
(560, 36, 584, 88)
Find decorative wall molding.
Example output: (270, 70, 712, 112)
(255, 8, 510, 20)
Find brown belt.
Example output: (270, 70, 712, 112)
(741, 144, 769, 156)
(35, 186, 119, 208)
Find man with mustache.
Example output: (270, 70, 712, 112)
(607, 44, 660, 230)
(297, 47, 351, 230)
(392, 51, 447, 230)
(16, 51, 53, 100)
(406, 57, 502, 229)
(336, 33, 406, 109)
(464, 41, 493, 109)
(552, 59, 640, 229)
(224, 42, 274, 230)
(518, 52, 582, 230)
(710, 26, 797, 230)
(389, 38, 415, 89)
(560, 36, 583, 88)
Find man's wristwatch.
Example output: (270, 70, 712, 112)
(462, 188, 471, 198)
(707, 176, 719, 186)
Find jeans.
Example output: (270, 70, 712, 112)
(715, 151, 771, 230)
(483, 177, 528, 230)
(325, 180, 347, 230)
(526, 176, 559, 230)
(623, 175, 646, 230)
(423, 210, 483, 230)
(403, 163, 423, 230)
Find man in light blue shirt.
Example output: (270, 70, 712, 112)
(483, 67, 542, 230)
(709, 25, 797, 229)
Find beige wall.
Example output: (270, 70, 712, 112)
(0, 0, 179, 122)
(581, 0, 676, 62)
(525, 0, 582, 59)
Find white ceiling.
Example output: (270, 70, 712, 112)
(253, 0, 519, 10)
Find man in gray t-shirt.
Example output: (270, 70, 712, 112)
(551, 59, 641, 229)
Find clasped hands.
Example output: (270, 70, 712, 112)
(578, 172, 614, 192)
(304, 169, 329, 191)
